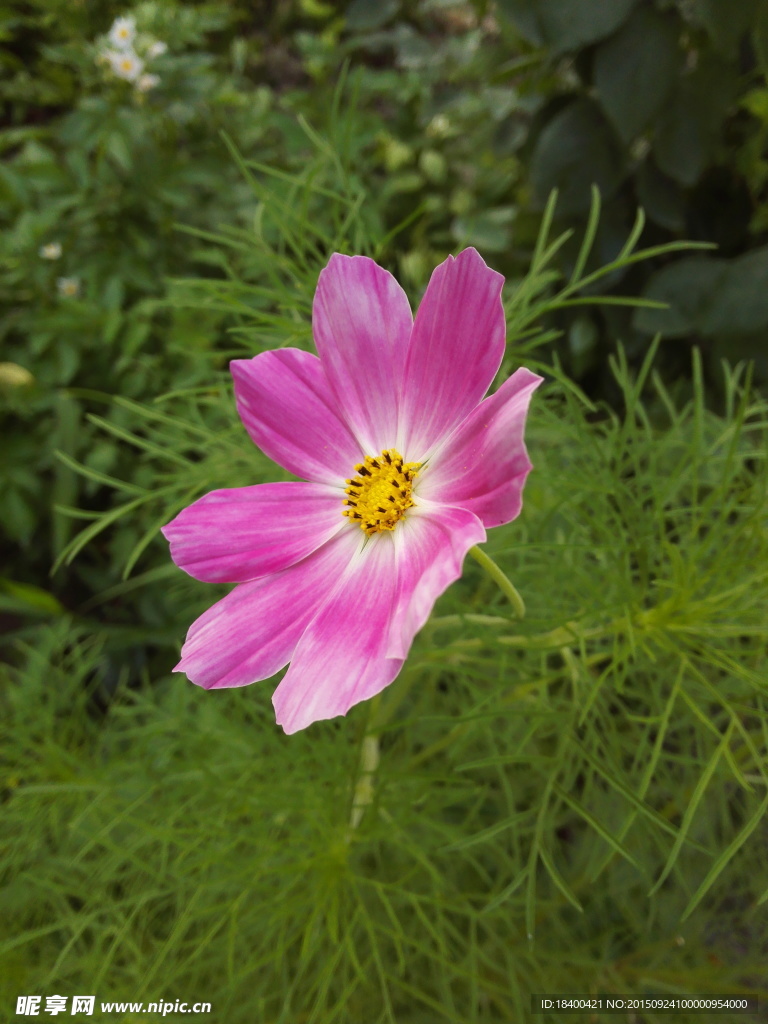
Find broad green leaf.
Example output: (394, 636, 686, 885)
(530, 99, 623, 217)
(654, 56, 738, 186)
(346, 0, 399, 32)
(634, 256, 728, 337)
(498, 0, 638, 52)
(451, 208, 516, 253)
(636, 158, 685, 232)
(699, 246, 768, 335)
(692, 0, 759, 57)
(594, 5, 681, 143)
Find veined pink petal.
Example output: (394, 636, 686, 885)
(231, 349, 362, 484)
(273, 533, 403, 734)
(176, 527, 362, 690)
(388, 501, 486, 660)
(313, 254, 413, 452)
(161, 481, 344, 584)
(272, 503, 485, 734)
(417, 368, 543, 527)
(400, 248, 506, 458)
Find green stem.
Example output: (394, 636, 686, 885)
(347, 694, 381, 836)
(469, 545, 526, 619)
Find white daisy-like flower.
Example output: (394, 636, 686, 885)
(39, 242, 62, 260)
(57, 277, 80, 298)
(147, 40, 167, 58)
(105, 48, 144, 82)
(108, 15, 136, 50)
(136, 73, 160, 92)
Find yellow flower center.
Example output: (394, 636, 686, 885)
(343, 449, 419, 535)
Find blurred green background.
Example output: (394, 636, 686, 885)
(2, 2, 767, 1021)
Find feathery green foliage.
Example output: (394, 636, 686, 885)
(3, 134, 767, 1021)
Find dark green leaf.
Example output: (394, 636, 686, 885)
(692, 0, 759, 57)
(594, 5, 681, 143)
(452, 208, 516, 253)
(634, 256, 728, 336)
(498, 0, 638, 52)
(530, 99, 624, 217)
(700, 246, 768, 335)
(754, 2, 768, 71)
(346, 0, 399, 32)
(654, 56, 738, 186)
(636, 158, 685, 232)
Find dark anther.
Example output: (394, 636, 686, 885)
(388, 495, 396, 502)
(377, 506, 386, 513)
(359, 466, 371, 476)
(384, 452, 392, 464)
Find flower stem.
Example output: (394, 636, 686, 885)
(469, 545, 526, 618)
(347, 694, 381, 836)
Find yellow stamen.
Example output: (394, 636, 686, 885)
(343, 448, 419, 535)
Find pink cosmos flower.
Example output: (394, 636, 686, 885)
(162, 248, 542, 734)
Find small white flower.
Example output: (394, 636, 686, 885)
(108, 15, 136, 50)
(136, 73, 160, 92)
(147, 40, 167, 58)
(39, 242, 62, 260)
(105, 48, 144, 82)
(57, 277, 80, 298)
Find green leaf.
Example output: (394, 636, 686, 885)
(0, 579, 65, 617)
(654, 55, 738, 186)
(594, 5, 681, 143)
(692, 0, 759, 57)
(699, 246, 768, 335)
(530, 99, 624, 217)
(754, 2, 768, 71)
(346, 0, 399, 32)
(451, 208, 516, 253)
(498, 0, 638, 52)
(636, 158, 685, 232)
(634, 256, 728, 337)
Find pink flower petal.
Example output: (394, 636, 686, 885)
(272, 503, 485, 733)
(176, 527, 362, 690)
(313, 254, 413, 452)
(417, 369, 543, 527)
(388, 501, 486, 660)
(161, 481, 344, 584)
(400, 248, 506, 458)
(231, 349, 362, 483)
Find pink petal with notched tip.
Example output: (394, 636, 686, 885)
(417, 368, 543, 528)
(231, 348, 362, 484)
(272, 502, 485, 733)
(312, 254, 413, 453)
(175, 526, 362, 690)
(400, 247, 506, 459)
(161, 481, 345, 584)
